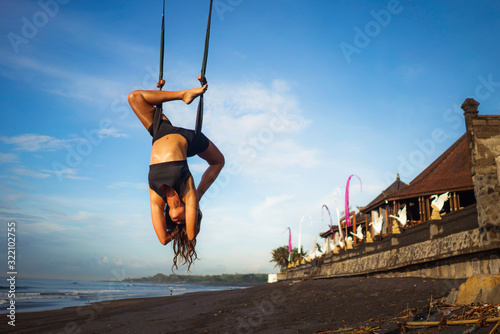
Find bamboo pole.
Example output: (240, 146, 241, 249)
(405, 316, 500, 327)
(418, 197, 424, 222)
(489, 321, 500, 334)
(425, 196, 430, 221)
(352, 210, 357, 246)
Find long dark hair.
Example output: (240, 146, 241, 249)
(171, 224, 198, 272)
(165, 206, 200, 272)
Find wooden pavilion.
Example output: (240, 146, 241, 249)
(319, 133, 476, 247)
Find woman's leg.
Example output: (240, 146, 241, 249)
(128, 85, 207, 130)
(197, 140, 225, 200)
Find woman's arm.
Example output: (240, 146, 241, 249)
(182, 178, 199, 241)
(197, 140, 225, 200)
(149, 188, 174, 245)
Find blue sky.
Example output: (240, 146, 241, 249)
(1, 0, 499, 280)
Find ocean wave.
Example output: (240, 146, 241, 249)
(40, 292, 78, 296)
(0, 292, 40, 297)
(10, 295, 81, 301)
(0, 285, 28, 290)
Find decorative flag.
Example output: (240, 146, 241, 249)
(332, 187, 344, 240)
(287, 227, 292, 253)
(298, 214, 312, 255)
(345, 174, 362, 226)
(322, 205, 334, 235)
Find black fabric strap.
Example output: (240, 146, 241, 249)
(158, 0, 166, 91)
(154, 1, 166, 138)
(153, 104, 163, 138)
(195, 0, 213, 137)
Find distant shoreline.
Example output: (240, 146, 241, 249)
(119, 280, 266, 287)
(121, 272, 269, 286)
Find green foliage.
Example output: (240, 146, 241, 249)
(270, 245, 306, 272)
(123, 273, 268, 285)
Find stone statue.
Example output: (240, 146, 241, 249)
(346, 236, 353, 249)
(392, 220, 401, 234)
(366, 231, 373, 243)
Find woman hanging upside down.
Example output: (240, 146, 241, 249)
(128, 83, 224, 270)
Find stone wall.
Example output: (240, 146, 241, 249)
(462, 98, 500, 247)
(278, 206, 500, 281)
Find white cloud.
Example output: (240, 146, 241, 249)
(107, 182, 148, 190)
(42, 168, 91, 181)
(98, 256, 123, 267)
(64, 174, 92, 181)
(37, 222, 72, 234)
(99, 128, 129, 138)
(204, 80, 309, 143)
(1, 130, 128, 153)
(12, 167, 50, 178)
(187, 163, 207, 174)
(1, 134, 74, 152)
(1, 53, 128, 104)
(197, 81, 317, 183)
(0, 153, 19, 163)
(71, 211, 99, 221)
(252, 193, 295, 217)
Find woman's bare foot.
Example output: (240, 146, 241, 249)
(183, 84, 208, 104)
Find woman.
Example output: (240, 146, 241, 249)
(128, 83, 224, 270)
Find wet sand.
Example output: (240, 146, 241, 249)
(8, 276, 499, 333)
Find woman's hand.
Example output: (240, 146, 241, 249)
(195, 209, 202, 236)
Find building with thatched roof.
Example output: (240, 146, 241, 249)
(280, 98, 499, 281)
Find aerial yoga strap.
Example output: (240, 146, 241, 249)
(153, 0, 213, 139)
(153, 0, 166, 138)
(195, 0, 214, 137)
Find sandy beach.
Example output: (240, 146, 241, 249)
(8, 276, 499, 334)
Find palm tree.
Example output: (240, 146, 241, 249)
(270, 246, 306, 272)
(270, 246, 288, 271)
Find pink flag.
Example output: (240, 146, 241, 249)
(287, 227, 292, 253)
(345, 174, 362, 226)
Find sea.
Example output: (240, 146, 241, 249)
(0, 277, 245, 313)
